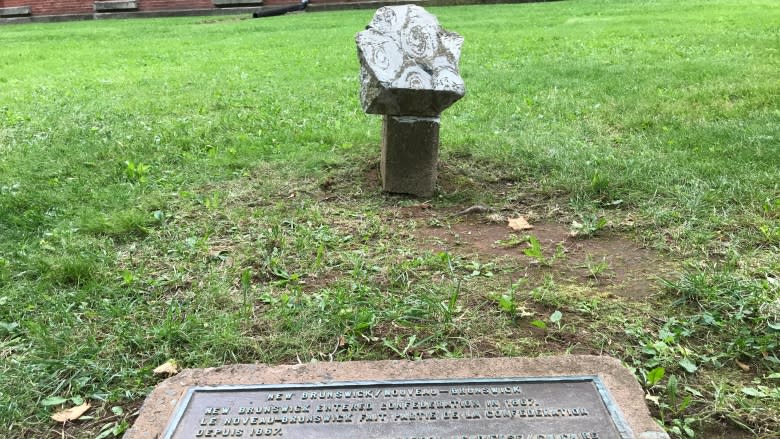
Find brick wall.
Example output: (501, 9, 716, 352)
(260, 0, 297, 5)
(2, 0, 304, 17)
(6, 0, 93, 15)
(138, 0, 212, 11)
(137, 0, 301, 11)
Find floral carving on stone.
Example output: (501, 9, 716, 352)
(356, 5, 465, 116)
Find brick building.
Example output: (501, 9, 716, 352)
(0, 0, 312, 20)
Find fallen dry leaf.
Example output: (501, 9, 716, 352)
(51, 402, 91, 423)
(736, 360, 750, 372)
(153, 359, 180, 376)
(644, 394, 660, 406)
(508, 216, 533, 231)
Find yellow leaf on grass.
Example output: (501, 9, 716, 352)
(736, 360, 750, 372)
(153, 359, 180, 376)
(508, 216, 533, 231)
(51, 402, 91, 423)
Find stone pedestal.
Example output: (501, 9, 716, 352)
(381, 115, 440, 197)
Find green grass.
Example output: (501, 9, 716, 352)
(1, 1, 779, 438)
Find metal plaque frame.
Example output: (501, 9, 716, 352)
(162, 375, 633, 439)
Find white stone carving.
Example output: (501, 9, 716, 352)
(356, 5, 465, 116)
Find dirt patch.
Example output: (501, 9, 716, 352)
(299, 271, 340, 293)
(392, 209, 671, 299)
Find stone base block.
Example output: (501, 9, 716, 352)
(381, 115, 440, 197)
(94, 1, 138, 12)
(0, 6, 32, 17)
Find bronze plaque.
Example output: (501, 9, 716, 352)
(162, 376, 631, 439)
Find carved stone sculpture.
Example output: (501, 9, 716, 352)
(356, 5, 465, 196)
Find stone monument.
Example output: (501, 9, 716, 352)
(125, 356, 670, 438)
(356, 5, 465, 197)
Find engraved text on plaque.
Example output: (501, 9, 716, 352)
(162, 376, 631, 438)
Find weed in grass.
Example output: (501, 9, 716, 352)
(762, 198, 780, 219)
(78, 209, 155, 240)
(758, 223, 780, 245)
(528, 276, 567, 309)
(94, 409, 130, 439)
(383, 334, 423, 359)
(570, 214, 608, 238)
(494, 233, 526, 249)
(656, 375, 697, 439)
(123, 161, 150, 184)
(589, 170, 610, 197)
(661, 268, 779, 366)
(489, 279, 533, 319)
(581, 254, 611, 282)
(522, 234, 565, 267)
(530, 310, 563, 331)
(463, 259, 495, 278)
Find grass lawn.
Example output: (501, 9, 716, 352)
(1, 0, 778, 437)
